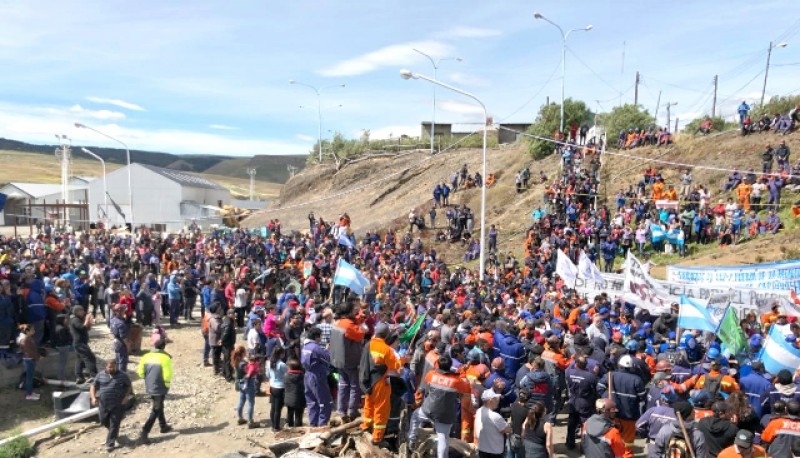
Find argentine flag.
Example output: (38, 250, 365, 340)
(338, 233, 355, 249)
(677, 295, 716, 333)
(650, 223, 666, 243)
(759, 324, 800, 375)
(333, 258, 371, 294)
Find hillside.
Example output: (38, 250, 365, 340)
(0, 150, 282, 199)
(0, 138, 305, 184)
(244, 130, 800, 274)
(203, 154, 308, 184)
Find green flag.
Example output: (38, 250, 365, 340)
(717, 305, 747, 355)
(400, 312, 427, 344)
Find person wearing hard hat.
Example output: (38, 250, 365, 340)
(597, 354, 646, 458)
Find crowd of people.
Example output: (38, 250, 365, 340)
(1, 125, 799, 458)
(739, 100, 800, 136)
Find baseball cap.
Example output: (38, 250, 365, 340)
(481, 389, 500, 402)
(734, 430, 754, 449)
(749, 334, 763, 347)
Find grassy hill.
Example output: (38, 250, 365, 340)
(0, 138, 305, 184)
(0, 150, 282, 199)
(203, 154, 308, 184)
(243, 129, 800, 273)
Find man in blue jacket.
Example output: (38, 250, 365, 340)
(25, 278, 47, 346)
(739, 360, 771, 418)
(166, 273, 182, 326)
(493, 323, 525, 381)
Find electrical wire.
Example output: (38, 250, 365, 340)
(565, 46, 623, 95)
(717, 69, 765, 106)
(495, 60, 561, 123)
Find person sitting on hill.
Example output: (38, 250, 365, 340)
(652, 178, 666, 201)
(663, 185, 678, 201)
(722, 169, 742, 192)
(696, 118, 713, 135)
(657, 129, 672, 146)
(485, 173, 495, 187)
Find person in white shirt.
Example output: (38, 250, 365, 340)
(475, 390, 511, 458)
(246, 317, 262, 354)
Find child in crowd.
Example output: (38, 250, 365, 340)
(284, 357, 306, 427)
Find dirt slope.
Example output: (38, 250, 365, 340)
(243, 130, 800, 269)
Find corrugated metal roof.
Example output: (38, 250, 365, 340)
(0, 182, 86, 199)
(139, 164, 227, 190)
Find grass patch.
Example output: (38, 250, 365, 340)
(49, 425, 68, 438)
(0, 432, 35, 458)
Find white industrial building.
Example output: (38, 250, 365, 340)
(0, 179, 90, 227)
(87, 163, 230, 232)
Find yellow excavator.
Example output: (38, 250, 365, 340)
(220, 205, 252, 228)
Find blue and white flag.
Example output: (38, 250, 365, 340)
(677, 294, 717, 333)
(338, 232, 354, 249)
(759, 323, 800, 375)
(333, 258, 370, 294)
(650, 223, 666, 243)
(666, 228, 684, 246)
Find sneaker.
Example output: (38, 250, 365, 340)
(25, 393, 40, 401)
(237, 418, 247, 425)
(137, 433, 150, 446)
(159, 425, 173, 434)
(248, 421, 258, 429)
(202, 362, 212, 367)
(75, 378, 86, 385)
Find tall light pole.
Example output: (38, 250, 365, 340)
(761, 41, 788, 106)
(412, 49, 462, 154)
(534, 12, 592, 133)
(54, 134, 71, 205)
(80, 147, 108, 219)
(289, 80, 345, 163)
(401, 69, 489, 281)
(665, 102, 678, 132)
(74, 122, 134, 229)
(247, 167, 257, 201)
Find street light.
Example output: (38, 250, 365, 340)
(761, 41, 788, 106)
(534, 12, 592, 133)
(79, 147, 108, 219)
(412, 48, 463, 155)
(74, 122, 134, 228)
(665, 102, 678, 132)
(289, 80, 345, 163)
(401, 69, 489, 281)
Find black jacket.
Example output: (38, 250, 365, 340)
(696, 416, 737, 457)
(284, 369, 306, 409)
(220, 316, 236, 348)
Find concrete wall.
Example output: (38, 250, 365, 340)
(0, 351, 78, 388)
(420, 122, 453, 141)
(497, 123, 532, 144)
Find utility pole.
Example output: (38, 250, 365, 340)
(675, 118, 679, 133)
(666, 102, 678, 132)
(246, 168, 257, 201)
(634, 71, 640, 106)
(712, 75, 718, 118)
(654, 90, 662, 125)
(54, 135, 71, 205)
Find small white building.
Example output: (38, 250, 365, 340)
(87, 163, 230, 232)
(0, 182, 89, 227)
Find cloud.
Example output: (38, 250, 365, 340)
(318, 40, 452, 77)
(438, 100, 485, 116)
(441, 26, 501, 38)
(0, 101, 307, 156)
(209, 124, 239, 131)
(85, 96, 145, 111)
(448, 72, 490, 87)
(68, 104, 126, 120)
(295, 134, 315, 142)
(368, 124, 420, 140)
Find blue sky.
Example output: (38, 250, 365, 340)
(1, 0, 799, 156)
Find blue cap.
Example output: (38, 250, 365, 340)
(625, 340, 639, 351)
(668, 331, 676, 339)
(598, 307, 609, 315)
(609, 311, 619, 317)
(707, 347, 720, 360)
(533, 311, 544, 319)
(637, 329, 647, 337)
(786, 336, 797, 344)
(44, 284, 55, 293)
(643, 322, 652, 329)
(749, 334, 763, 347)
(580, 313, 590, 321)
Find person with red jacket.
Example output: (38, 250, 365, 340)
(582, 398, 626, 458)
(329, 299, 365, 422)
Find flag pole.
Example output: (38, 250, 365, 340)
(675, 411, 697, 458)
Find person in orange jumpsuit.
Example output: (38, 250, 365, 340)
(663, 185, 678, 201)
(736, 181, 752, 212)
(360, 323, 401, 445)
(652, 179, 665, 201)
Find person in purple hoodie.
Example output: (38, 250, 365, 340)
(301, 327, 332, 426)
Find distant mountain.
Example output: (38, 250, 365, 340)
(0, 138, 305, 183)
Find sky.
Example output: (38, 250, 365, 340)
(1, 0, 799, 157)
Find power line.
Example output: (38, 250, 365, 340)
(717, 68, 765, 106)
(496, 60, 561, 122)
(565, 46, 622, 95)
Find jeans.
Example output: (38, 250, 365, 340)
(336, 367, 362, 417)
(56, 346, 71, 381)
(99, 403, 125, 448)
(238, 378, 256, 421)
(270, 386, 285, 430)
(23, 358, 36, 394)
(287, 407, 303, 427)
(507, 439, 525, 458)
(74, 343, 98, 380)
(409, 408, 452, 458)
(168, 298, 181, 325)
(203, 339, 210, 363)
(211, 345, 222, 375)
(142, 395, 167, 434)
(184, 296, 196, 320)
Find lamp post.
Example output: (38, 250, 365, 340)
(401, 69, 489, 281)
(665, 102, 678, 132)
(80, 147, 108, 219)
(289, 80, 345, 163)
(534, 12, 592, 133)
(74, 122, 134, 228)
(761, 41, 788, 106)
(412, 49, 462, 154)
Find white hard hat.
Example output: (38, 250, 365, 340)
(618, 354, 633, 369)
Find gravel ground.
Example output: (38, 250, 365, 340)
(5, 318, 646, 457)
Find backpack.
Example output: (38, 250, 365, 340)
(666, 434, 691, 458)
(701, 374, 723, 400)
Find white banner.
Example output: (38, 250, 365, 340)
(666, 260, 800, 290)
(622, 252, 672, 314)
